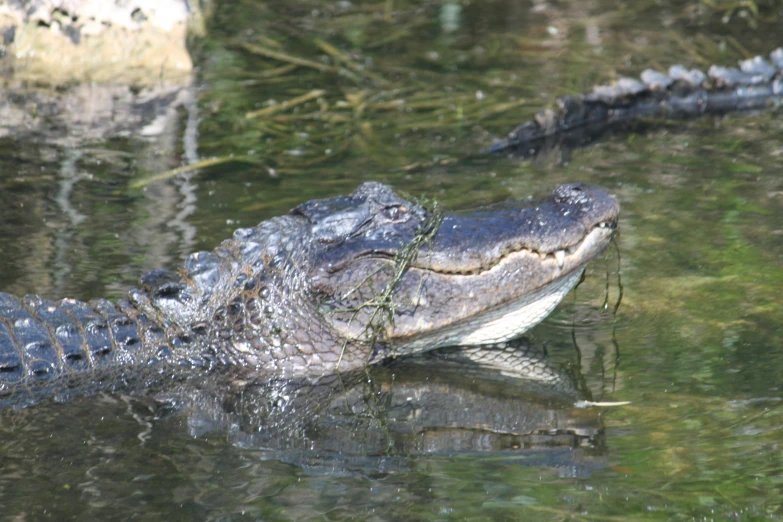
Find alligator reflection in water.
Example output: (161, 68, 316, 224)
(164, 339, 606, 478)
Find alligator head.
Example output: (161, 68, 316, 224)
(138, 183, 618, 376)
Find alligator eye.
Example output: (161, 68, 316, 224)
(382, 205, 407, 222)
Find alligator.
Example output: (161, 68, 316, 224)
(0, 181, 619, 407)
(489, 47, 783, 157)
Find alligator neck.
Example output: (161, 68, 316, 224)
(129, 214, 377, 376)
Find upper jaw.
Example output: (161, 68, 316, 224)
(411, 218, 617, 275)
(308, 183, 619, 278)
(314, 183, 619, 276)
(408, 183, 619, 275)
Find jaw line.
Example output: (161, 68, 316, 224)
(327, 217, 616, 277)
(410, 221, 616, 276)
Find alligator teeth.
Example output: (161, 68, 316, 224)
(554, 250, 565, 268)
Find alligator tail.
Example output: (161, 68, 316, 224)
(489, 47, 783, 156)
(0, 293, 176, 407)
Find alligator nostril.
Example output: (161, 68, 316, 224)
(554, 183, 592, 204)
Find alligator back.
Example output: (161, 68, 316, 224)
(0, 293, 176, 407)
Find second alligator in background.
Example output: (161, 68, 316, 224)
(489, 47, 783, 157)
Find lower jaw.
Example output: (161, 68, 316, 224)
(396, 269, 584, 353)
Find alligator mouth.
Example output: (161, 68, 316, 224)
(410, 219, 618, 276)
(391, 220, 618, 350)
(338, 218, 617, 277)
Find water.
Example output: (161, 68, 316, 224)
(1, 0, 783, 520)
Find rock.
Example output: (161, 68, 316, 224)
(0, 0, 210, 87)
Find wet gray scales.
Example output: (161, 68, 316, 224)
(0, 182, 618, 406)
(490, 47, 783, 156)
(0, 294, 157, 380)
